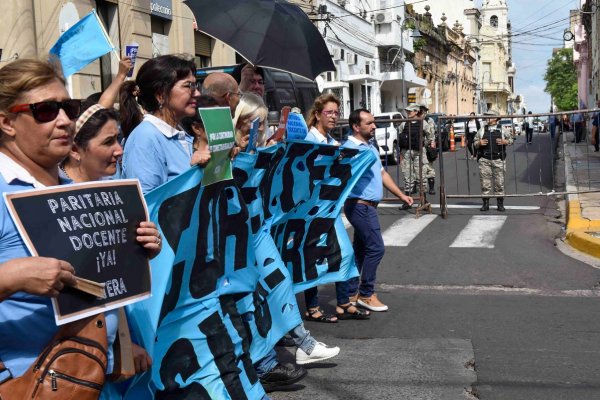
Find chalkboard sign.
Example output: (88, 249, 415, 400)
(4, 180, 151, 325)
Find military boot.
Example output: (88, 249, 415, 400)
(411, 181, 418, 194)
(497, 197, 505, 212)
(480, 198, 489, 212)
(427, 178, 436, 195)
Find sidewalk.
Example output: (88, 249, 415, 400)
(563, 129, 600, 258)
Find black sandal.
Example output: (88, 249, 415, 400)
(305, 307, 338, 323)
(336, 303, 370, 320)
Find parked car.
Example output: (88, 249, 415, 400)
(195, 64, 319, 118)
(513, 123, 522, 135)
(374, 112, 404, 165)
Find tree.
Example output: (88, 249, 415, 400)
(543, 48, 577, 111)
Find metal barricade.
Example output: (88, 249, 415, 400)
(433, 109, 600, 218)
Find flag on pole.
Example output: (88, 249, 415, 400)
(50, 10, 114, 77)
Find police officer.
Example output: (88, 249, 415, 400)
(398, 104, 424, 200)
(474, 109, 513, 212)
(418, 102, 437, 195)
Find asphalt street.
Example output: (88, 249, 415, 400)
(271, 131, 600, 400)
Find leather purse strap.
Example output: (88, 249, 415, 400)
(0, 360, 11, 385)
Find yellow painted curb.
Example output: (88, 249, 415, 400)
(566, 231, 600, 259)
(565, 200, 600, 258)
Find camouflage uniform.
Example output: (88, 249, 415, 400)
(474, 123, 513, 210)
(398, 120, 425, 192)
(422, 117, 436, 180)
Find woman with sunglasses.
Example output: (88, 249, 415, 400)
(120, 55, 200, 193)
(302, 93, 370, 322)
(0, 59, 161, 398)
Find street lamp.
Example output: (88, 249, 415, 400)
(398, 15, 421, 109)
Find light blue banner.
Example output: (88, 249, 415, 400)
(242, 141, 377, 293)
(125, 168, 265, 399)
(233, 150, 303, 362)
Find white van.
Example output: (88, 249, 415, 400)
(374, 112, 405, 165)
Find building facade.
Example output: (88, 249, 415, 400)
(0, 0, 235, 99)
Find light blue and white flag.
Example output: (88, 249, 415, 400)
(50, 10, 114, 77)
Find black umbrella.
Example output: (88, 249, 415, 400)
(184, 0, 335, 80)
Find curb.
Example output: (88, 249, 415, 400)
(563, 133, 600, 258)
(566, 200, 600, 258)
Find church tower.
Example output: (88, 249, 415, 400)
(479, 0, 515, 113)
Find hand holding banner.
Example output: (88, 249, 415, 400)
(124, 43, 139, 78)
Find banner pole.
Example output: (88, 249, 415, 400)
(93, 9, 121, 60)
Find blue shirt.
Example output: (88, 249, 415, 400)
(122, 115, 194, 193)
(342, 136, 383, 202)
(305, 126, 339, 145)
(0, 153, 117, 378)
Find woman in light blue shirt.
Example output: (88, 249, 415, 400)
(121, 55, 200, 193)
(303, 93, 370, 322)
(0, 58, 160, 397)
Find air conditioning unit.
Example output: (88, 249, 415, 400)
(346, 52, 357, 65)
(332, 48, 343, 61)
(374, 12, 392, 25)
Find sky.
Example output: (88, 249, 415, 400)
(503, 0, 580, 112)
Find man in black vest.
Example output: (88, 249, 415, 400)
(474, 109, 513, 211)
(398, 104, 424, 204)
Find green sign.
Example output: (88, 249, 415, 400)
(198, 107, 235, 186)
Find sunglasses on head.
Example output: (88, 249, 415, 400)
(8, 100, 82, 123)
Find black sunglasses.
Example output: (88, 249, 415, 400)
(8, 100, 82, 123)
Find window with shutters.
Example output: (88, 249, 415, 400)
(194, 31, 212, 68)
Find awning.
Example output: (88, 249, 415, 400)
(322, 81, 349, 90)
(345, 73, 381, 83)
(380, 61, 427, 88)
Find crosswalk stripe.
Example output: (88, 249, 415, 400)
(449, 215, 507, 248)
(381, 214, 438, 247)
(377, 203, 540, 210)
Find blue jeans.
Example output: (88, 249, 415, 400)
(344, 202, 385, 297)
(304, 282, 351, 310)
(255, 349, 278, 378)
(289, 323, 316, 354)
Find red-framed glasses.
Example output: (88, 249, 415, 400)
(8, 100, 82, 123)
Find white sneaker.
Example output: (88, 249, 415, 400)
(295, 342, 340, 365)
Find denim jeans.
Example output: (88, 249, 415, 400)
(304, 282, 351, 310)
(344, 202, 385, 297)
(255, 349, 278, 378)
(288, 323, 316, 354)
